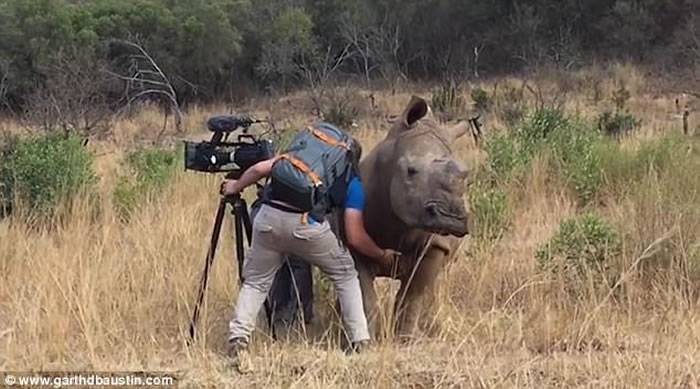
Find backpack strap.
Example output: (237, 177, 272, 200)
(309, 127, 350, 149)
(279, 154, 322, 186)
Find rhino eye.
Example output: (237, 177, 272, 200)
(407, 166, 419, 177)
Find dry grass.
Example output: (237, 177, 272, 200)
(1, 66, 700, 388)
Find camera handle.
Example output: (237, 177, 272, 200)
(187, 191, 274, 344)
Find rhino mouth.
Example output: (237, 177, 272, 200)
(423, 200, 469, 237)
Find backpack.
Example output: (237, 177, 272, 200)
(269, 122, 355, 221)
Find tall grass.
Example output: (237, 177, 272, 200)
(1, 79, 700, 387)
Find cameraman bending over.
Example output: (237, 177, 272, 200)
(221, 135, 397, 363)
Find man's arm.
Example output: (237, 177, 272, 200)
(221, 156, 279, 195)
(344, 208, 398, 267)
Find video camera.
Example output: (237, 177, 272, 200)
(184, 115, 275, 178)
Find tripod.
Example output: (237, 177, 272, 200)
(187, 189, 274, 343)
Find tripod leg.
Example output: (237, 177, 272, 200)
(235, 198, 253, 245)
(234, 210, 246, 282)
(188, 198, 227, 343)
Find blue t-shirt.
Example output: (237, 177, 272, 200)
(344, 176, 364, 211)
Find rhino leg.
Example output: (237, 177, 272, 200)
(394, 247, 446, 339)
(357, 262, 380, 338)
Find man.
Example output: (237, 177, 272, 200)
(221, 131, 398, 363)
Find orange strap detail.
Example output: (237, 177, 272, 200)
(309, 127, 349, 149)
(280, 154, 322, 186)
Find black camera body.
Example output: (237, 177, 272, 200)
(184, 115, 275, 178)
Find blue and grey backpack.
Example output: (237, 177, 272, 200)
(269, 122, 356, 221)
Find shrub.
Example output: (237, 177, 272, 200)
(0, 131, 18, 214)
(470, 87, 490, 111)
(431, 81, 466, 120)
(547, 120, 603, 204)
(321, 87, 365, 128)
(516, 107, 569, 155)
(611, 83, 631, 111)
(469, 183, 509, 241)
(484, 133, 519, 178)
(324, 101, 359, 128)
(484, 108, 604, 203)
(536, 213, 621, 279)
(494, 85, 526, 127)
(0, 133, 96, 216)
(597, 110, 640, 138)
(113, 146, 180, 220)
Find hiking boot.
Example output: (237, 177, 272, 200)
(226, 337, 248, 365)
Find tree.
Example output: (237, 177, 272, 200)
(24, 49, 113, 138)
(256, 7, 316, 90)
(108, 40, 183, 135)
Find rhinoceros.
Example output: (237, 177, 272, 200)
(353, 96, 470, 337)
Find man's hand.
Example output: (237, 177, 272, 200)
(380, 249, 402, 268)
(220, 179, 240, 196)
(219, 157, 277, 197)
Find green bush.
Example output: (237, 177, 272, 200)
(516, 107, 569, 156)
(0, 132, 18, 214)
(484, 133, 519, 178)
(484, 108, 603, 203)
(431, 81, 465, 119)
(323, 99, 359, 129)
(321, 87, 363, 128)
(536, 213, 621, 278)
(470, 87, 490, 111)
(0, 133, 96, 216)
(597, 110, 640, 138)
(546, 120, 604, 203)
(495, 85, 526, 127)
(113, 146, 180, 220)
(469, 183, 509, 241)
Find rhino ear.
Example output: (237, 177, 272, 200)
(388, 96, 429, 137)
(445, 121, 469, 142)
(403, 96, 429, 126)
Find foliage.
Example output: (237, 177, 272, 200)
(431, 81, 465, 120)
(516, 107, 569, 156)
(321, 87, 364, 128)
(113, 146, 180, 220)
(536, 213, 621, 278)
(494, 85, 526, 127)
(469, 180, 509, 241)
(0, 0, 698, 109)
(0, 132, 96, 216)
(470, 87, 490, 112)
(597, 111, 640, 138)
(483, 133, 519, 178)
(546, 118, 603, 204)
(484, 108, 603, 203)
(611, 83, 631, 111)
(255, 6, 316, 87)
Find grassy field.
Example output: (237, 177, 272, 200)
(1, 65, 700, 388)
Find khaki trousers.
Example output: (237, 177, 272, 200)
(228, 204, 370, 342)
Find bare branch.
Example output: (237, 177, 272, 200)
(108, 39, 183, 134)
